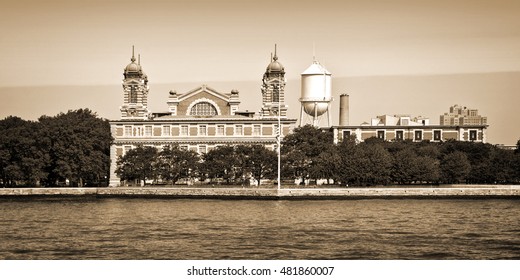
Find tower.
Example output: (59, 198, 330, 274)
(120, 46, 149, 119)
(261, 45, 287, 118)
(299, 58, 332, 127)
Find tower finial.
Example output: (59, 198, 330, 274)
(273, 44, 278, 61)
(138, 54, 141, 65)
(270, 52, 273, 62)
(131, 45, 136, 62)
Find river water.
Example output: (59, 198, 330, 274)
(0, 198, 519, 259)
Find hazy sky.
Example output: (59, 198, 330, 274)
(1, 0, 520, 144)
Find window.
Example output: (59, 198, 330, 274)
(129, 85, 138, 103)
(198, 145, 207, 154)
(217, 125, 225, 136)
(124, 145, 132, 155)
(180, 125, 188, 136)
(180, 145, 188, 151)
(414, 130, 422, 141)
(162, 126, 170, 136)
(343, 130, 351, 140)
(469, 130, 477, 141)
(396, 131, 404, 141)
(199, 125, 207, 136)
(190, 102, 217, 116)
(272, 85, 280, 103)
(235, 125, 243, 136)
(253, 125, 261, 136)
(145, 126, 152, 137)
(377, 130, 385, 140)
(124, 126, 132, 137)
(434, 130, 441, 141)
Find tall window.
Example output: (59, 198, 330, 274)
(129, 85, 138, 103)
(217, 125, 225, 136)
(190, 102, 217, 116)
(414, 130, 423, 141)
(434, 130, 441, 141)
(235, 125, 243, 136)
(124, 126, 132, 137)
(199, 125, 207, 136)
(162, 126, 170, 136)
(198, 145, 207, 154)
(253, 125, 261, 136)
(272, 85, 280, 103)
(180, 125, 189, 136)
(377, 130, 385, 140)
(145, 126, 152, 137)
(396, 131, 404, 141)
(469, 130, 477, 141)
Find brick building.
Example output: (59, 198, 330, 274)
(109, 47, 296, 186)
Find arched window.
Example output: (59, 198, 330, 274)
(190, 102, 218, 116)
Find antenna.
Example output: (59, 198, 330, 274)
(312, 41, 316, 63)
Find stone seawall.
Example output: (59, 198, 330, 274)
(0, 186, 519, 199)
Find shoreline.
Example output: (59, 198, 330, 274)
(1, 185, 519, 199)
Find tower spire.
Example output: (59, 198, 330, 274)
(131, 45, 136, 62)
(273, 44, 278, 61)
(138, 54, 141, 65)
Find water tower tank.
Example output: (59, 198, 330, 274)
(300, 62, 332, 117)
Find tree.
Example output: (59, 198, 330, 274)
(115, 145, 158, 186)
(0, 116, 47, 186)
(39, 109, 112, 187)
(242, 145, 277, 185)
(200, 145, 236, 184)
(391, 148, 440, 184)
(281, 125, 334, 183)
(157, 145, 199, 185)
(440, 151, 471, 184)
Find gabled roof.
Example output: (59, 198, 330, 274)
(178, 85, 231, 102)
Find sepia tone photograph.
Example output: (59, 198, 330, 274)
(1, 0, 520, 269)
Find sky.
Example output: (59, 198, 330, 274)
(1, 0, 520, 144)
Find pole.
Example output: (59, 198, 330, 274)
(277, 80, 281, 191)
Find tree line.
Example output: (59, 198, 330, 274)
(116, 125, 520, 186)
(2, 111, 519, 187)
(282, 125, 520, 186)
(116, 144, 277, 186)
(0, 109, 112, 187)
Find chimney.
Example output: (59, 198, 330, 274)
(339, 93, 349, 126)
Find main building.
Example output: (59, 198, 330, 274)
(109, 47, 296, 186)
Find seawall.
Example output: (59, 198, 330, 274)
(0, 186, 519, 199)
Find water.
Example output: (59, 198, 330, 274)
(0, 198, 519, 259)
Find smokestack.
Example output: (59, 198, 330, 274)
(339, 93, 349, 126)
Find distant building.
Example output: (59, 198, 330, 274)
(332, 95, 488, 144)
(109, 47, 296, 186)
(440, 104, 487, 126)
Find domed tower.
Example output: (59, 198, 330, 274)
(299, 58, 332, 127)
(261, 45, 287, 118)
(120, 46, 149, 119)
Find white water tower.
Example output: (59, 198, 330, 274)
(299, 60, 332, 127)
